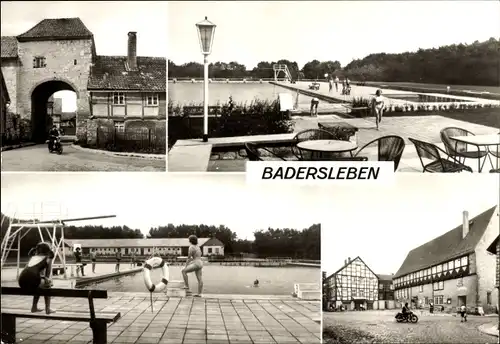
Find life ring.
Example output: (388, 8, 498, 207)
(142, 256, 169, 292)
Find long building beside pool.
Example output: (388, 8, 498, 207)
(63, 238, 225, 257)
(393, 206, 499, 313)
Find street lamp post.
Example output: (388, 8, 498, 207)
(196, 16, 216, 142)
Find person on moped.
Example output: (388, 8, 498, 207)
(402, 302, 410, 320)
(48, 125, 60, 151)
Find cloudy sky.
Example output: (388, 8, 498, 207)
(168, 1, 500, 69)
(1, 173, 321, 240)
(1, 1, 167, 112)
(321, 174, 499, 277)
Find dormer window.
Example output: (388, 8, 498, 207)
(33, 56, 46, 68)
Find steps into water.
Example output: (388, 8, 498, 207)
(294, 283, 321, 300)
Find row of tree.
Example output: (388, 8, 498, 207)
(169, 38, 499, 86)
(1, 213, 319, 259)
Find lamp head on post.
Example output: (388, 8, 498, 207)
(196, 16, 216, 143)
(196, 16, 216, 56)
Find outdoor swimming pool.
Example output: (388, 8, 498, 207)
(384, 93, 470, 103)
(80, 265, 319, 295)
(168, 82, 342, 113)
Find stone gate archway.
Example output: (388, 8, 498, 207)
(30, 80, 77, 143)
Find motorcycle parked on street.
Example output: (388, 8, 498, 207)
(395, 311, 419, 323)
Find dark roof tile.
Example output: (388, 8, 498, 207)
(201, 238, 225, 247)
(88, 56, 166, 91)
(1, 36, 18, 58)
(17, 18, 93, 41)
(394, 206, 497, 278)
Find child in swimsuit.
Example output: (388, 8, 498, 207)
(19, 242, 55, 314)
(181, 235, 203, 297)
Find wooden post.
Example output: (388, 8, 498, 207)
(1, 314, 16, 343)
(16, 232, 20, 279)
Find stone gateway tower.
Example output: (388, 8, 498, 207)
(1, 18, 95, 142)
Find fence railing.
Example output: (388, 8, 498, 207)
(95, 126, 166, 154)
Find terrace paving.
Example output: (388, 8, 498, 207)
(2, 292, 321, 344)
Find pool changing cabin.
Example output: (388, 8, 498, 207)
(63, 238, 225, 257)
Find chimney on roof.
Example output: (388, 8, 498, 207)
(462, 211, 469, 239)
(348, 257, 351, 263)
(344, 259, 347, 265)
(127, 32, 137, 71)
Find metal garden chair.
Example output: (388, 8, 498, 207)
(440, 127, 492, 172)
(291, 129, 339, 161)
(354, 135, 405, 171)
(409, 137, 473, 173)
(244, 142, 287, 161)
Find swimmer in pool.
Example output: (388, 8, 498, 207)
(19, 242, 55, 314)
(181, 235, 203, 297)
(254, 279, 259, 287)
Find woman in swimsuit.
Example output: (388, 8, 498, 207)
(18, 242, 55, 314)
(371, 89, 385, 130)
(181, 235, 203, 297)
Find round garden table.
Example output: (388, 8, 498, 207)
(296, 140, 358, 160)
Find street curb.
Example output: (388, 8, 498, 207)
(71, 144, 166, 160)
(1, 142, 37, 152)
(478, 323, 499, 337)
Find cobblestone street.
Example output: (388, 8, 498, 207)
(1, 144, 165, 171)
(323, 311, 498, 344)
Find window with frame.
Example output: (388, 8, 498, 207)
(487, 292, 491, 305)
(432, 266, 436, 274)
(437, 265, 442, 273)
(113, 92, 125, 105)
(33, 56, 46, 68)
(208, 248, 212, 253)
(434, 295, 444, 304)
(114, 121, 125, 131)
(455, 259, 461, 268)
(433, 281, 444, 291)
(461, 256, 468, 267)
(215, 247, 219, 254)
(419, 285, 423, 292)
(146, 93, 159, 106)
(379, 284, 383, 290)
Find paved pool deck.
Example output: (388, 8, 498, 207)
(2, 292, 321, 344)
(169, 113, 499, 172)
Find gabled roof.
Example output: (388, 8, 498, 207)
(394, 206, 497, 278)
(87, 56, 166, 91)
(201, 237, 224, 247)
(64, 238, 210, 248)
(326, 256, 378, 280)
(487, 235, 499, 255)
(17, 18, 93, 41)
(1, 36, 18, 58)
(377, 274, 394, 281)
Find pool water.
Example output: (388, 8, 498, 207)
(80, 265, 319, 295)
(384, 94, 469, 103)
(168, 82, 341, 113)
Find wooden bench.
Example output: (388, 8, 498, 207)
(1, 286, 120, 344)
